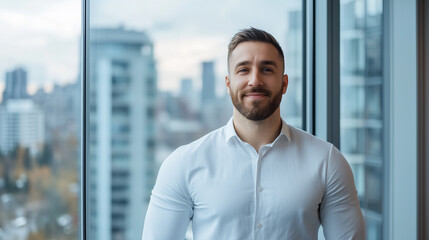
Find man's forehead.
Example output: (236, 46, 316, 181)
(227, 41, 285, 73)
(230, 42, 281, 61)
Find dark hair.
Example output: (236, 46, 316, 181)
(227, 27, 284, 72)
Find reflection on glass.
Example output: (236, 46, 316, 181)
(88, 0, 303, 239)
(340, 0, 384, 239)
(0, 1, 81, 239)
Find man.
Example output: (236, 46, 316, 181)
(142, 27, 365, 239)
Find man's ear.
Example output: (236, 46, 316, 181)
(282, 74, 288, 94)
(225, 75, 231, 95)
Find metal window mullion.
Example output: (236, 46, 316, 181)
(389, 0, 418, 239)
(302, 0, 307, 131)
(80, 0, 90, 239)
(327, 0, 340, 148)
(304, 0, 315, 134)
(314, 0, 340, 148)
(417, 0, 428, 238)
(382, 0, 391, 239)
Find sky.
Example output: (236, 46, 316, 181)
(0, 0, 81, 95)
(0, 0, 301, 96)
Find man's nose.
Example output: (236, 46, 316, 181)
(248, 70, 263, 87)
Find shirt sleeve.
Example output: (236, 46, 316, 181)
(320, 145, 366, 240)
(142, 147, 193, 240)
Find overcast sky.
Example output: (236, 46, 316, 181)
(0, 0, 300, 95)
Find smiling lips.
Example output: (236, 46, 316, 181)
(244, 92, 267, 100)
(242, 87, 271, 100)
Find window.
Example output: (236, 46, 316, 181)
(87, 0, 304, 239)
(1, 1, 421, 239)
(0, 1, 81, 239)
(340, 0, 384, 239)
(84, 0, 423, 239)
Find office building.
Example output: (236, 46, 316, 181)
(0, 99, 44, 156)
(2, 68, 29, 104)
(31, 82, 81, 143)
(88, 27, 156, 240)
(340, 0, 384, 238)
(201, 61, 216, 104)
(180, 78, 199, 113)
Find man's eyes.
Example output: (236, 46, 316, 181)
(236, 67, 274, 74)
(237, 68, 248, 73)
(263, 67, 273, 72)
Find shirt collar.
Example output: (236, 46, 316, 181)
(225, 117, 291, 143)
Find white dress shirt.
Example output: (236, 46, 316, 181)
(142, 118, 365, 240)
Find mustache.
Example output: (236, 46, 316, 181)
(242, 87, 272, 96)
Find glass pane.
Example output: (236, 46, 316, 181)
(0, 0, 81, 239)
(88, 1, 304, 239)
(340, 0, 384, 239)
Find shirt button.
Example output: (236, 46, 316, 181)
(257, 223, 263, 229)
(257, 186, 263, 192)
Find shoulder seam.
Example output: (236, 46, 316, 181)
(325, 144, 334, 190)
(183, 147, 193, 207)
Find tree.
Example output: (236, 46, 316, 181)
(38, 144, 53, 167)
(23, 148, 33, 170)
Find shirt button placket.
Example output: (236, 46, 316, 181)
(255, 150, 265, 239)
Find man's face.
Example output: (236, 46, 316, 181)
(225, 41, 288, 121)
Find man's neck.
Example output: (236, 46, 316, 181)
(232, 108, 283, 152)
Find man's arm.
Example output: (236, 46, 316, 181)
(320, 146, 366, 240)
(142, 147, 193, 240)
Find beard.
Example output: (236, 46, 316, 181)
(230, 86, 283, 121)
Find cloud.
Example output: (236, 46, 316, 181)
(89, 0, 300, 92)
(154, 35, 228, 92)
(0, 0, 301, 93)
(0, 0, 81, 88)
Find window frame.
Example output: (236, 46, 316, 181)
(80, 0, 422, 239)
(81, 0, 89, 239)
(388, 0, 418, 238)
(417, 0, 429, 238)
(312, 0, 419, 239)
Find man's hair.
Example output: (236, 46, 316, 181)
(227, 27, 284, 72)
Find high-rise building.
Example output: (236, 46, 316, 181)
(180, 78, 199, 113)
(2, 68, 29, 104)
(0, 99, 44, 155)
(200, 61, 230, 129)
(31, 82, 81, 143)
(180, 78, 193, 97)
(201, 61, 216, 104)
(88, 27, 156, 240)
(340, 0, 384, 238)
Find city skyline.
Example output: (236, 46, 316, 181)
(0, 0, 421, 239)
(0, 0, 301, 98)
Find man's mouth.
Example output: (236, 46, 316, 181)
(242, 87, 271, 100)
(244, 92, 267, 100)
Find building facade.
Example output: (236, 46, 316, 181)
(2, 68, 29, 104)
(339, 0, 384, 239)
(201, 61, 216, 104)
(88, 27, 156, 240)
(0, 99, 44, 156)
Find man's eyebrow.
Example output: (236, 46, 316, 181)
(234, 60, 278, 70)
(260, 60, 278, 67)
(234, 61, 251, 70)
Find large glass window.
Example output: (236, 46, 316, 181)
(0, 1, 81, 239)
(87, 1, 304, 239)
(340, 0, 384, 239)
